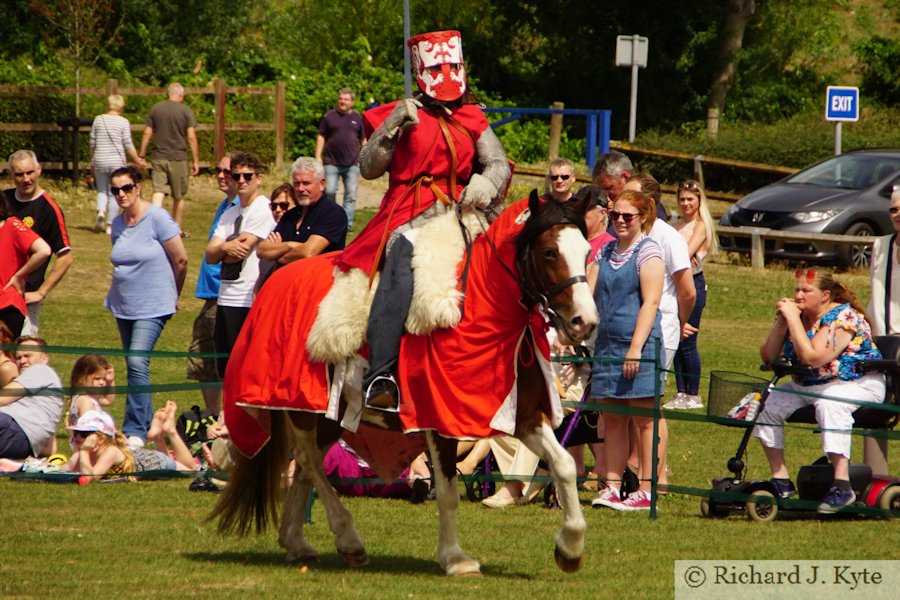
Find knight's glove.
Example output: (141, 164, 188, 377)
(458, 173, 498, 210)
(384, 98, 422, 139)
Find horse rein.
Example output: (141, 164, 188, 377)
(518, 247, 587, 339)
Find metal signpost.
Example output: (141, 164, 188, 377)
(616, 34, 648, 143)
(825, 86, 859, 155)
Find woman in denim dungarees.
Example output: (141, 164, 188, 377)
(588, 189, 665, 512)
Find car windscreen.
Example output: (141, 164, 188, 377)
(786, 154, 900, 190)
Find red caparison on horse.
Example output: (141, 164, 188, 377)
(209, 189, 598, 576)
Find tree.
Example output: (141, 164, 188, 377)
(28, 0, 125, 115)
(706, 0, 755, 135)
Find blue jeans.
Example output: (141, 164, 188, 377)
(674, 272, 707, 396)
(94, 168, 120, 224)
(117, 315, 170, 439)
(324, 164, 360, 226)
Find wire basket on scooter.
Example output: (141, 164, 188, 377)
(708, 371, 769, 427)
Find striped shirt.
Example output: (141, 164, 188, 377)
(596, 236, 662, 272)
(90, 114, 134, 170)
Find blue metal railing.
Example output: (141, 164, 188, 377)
(483, 107, 612, 167)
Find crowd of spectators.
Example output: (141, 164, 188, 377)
(1, 80, 889, 517)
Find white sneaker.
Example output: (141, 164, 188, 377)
(662, 392, 689, 409)
(94, 211, 106, 233)
(682, 394, 704, 410)
(126, 435, 145, 450)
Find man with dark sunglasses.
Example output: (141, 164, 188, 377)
(3, 150, 73, 336)
(185, 153, 239, 415)
(545, 158, 576, 202)
(205, 152, 275, 378)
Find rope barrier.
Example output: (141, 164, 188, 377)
(2, 340, 897, 518)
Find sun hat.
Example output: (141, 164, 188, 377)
(66, 410, 116, 437)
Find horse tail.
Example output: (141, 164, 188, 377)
(206, 411, 293, 536)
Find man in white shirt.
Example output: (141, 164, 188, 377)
(622, 174, 696, 490)
(205, 152, 275, 378)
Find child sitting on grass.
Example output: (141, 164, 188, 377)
(65, 354, 116, 450)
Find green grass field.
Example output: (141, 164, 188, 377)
(1, 176, 897, 599)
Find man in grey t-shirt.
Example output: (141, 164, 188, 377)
(139, 82, 200, 230)
(0, 337, 64, 459)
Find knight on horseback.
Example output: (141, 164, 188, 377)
(306, 30, 511, 410)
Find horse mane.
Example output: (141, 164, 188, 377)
(514, 189, 588, 258)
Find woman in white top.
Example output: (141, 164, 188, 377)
(90, 94, 146, 234)
(668, 180, 717, 409)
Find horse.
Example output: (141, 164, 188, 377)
(209, 189, 599, 576)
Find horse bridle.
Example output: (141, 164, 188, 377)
(516, 230, 587, 340)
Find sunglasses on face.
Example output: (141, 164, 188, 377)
(890, 207, 900, 214)
(549, 174, 572, 181)
(110, 183, 136, 196)
(270, 201, 291, 211)
(73, 430, 91, 439)
(794, 267, 817, 283)
(609, 210, 640, 223)
(231, 172, 256, 182)
(215, 167, 231, 176)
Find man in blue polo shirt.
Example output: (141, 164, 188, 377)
(256, 156, 348, 275)
(185, 153, 238, 415)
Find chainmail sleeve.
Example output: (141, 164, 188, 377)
(358, 123, 397, 180)
(474, 126, 512, 220)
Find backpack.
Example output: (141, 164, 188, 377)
(175, 405, 218, 453)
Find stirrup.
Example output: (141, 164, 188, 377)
(364, 373, 401, 413)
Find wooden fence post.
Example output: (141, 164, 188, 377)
(214, 79, 226, 162)
(548, 101, 564, 161)
(106, 79, 117, 96)
(275, 81, 286, 170)
(750, 227, 766, 269)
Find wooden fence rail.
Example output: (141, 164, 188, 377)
(0, 79, 286, 176)
(717, 225, 875, 269)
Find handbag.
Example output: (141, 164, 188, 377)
(220, 214, 244, 281)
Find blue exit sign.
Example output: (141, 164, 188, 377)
(825, 86, 859, 122)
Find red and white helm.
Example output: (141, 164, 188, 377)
(407, 30, 467, 102)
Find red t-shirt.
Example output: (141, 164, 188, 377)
(0, 217, 42, 315)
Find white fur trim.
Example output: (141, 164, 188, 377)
(405, 210, 486, 335)
(307, 268, 377, 362)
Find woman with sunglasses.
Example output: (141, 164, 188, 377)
(666, 180, 718, 410)
(868, 187, 900, 336)
(588, 189, 664, 511)
(104, 166, 188, 449)
(755, 269, 884, 513)
(268, 183, 297, 223)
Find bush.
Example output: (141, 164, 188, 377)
(855, 37, 900, 106)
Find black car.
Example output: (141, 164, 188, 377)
(719, 149, 900, 268)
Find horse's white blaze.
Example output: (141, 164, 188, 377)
(556, 228, 599, 340)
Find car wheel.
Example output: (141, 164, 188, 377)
(838, 222, 875, 269)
